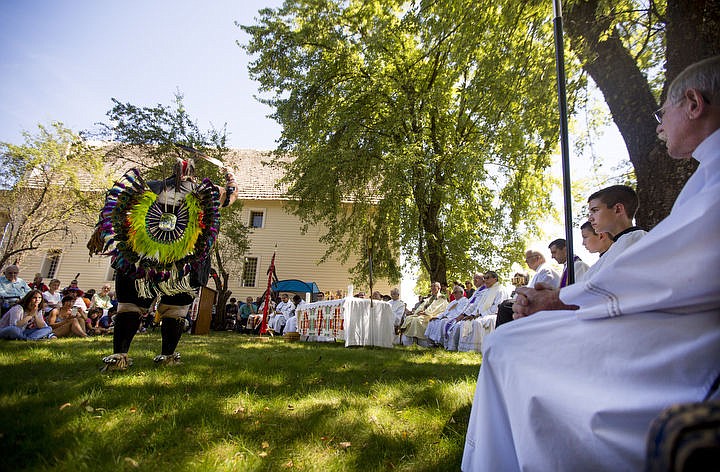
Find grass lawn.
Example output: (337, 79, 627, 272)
(0, 331, 481, 471)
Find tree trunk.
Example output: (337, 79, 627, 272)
(414, 178, 448, 286)
(565, 0, 719, 229)
(210, 246, 233, 330)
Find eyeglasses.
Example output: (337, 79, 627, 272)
(653, 107, 665, 124)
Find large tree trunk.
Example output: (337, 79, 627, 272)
(210, 246, 233, 330)
(415, 183, 449, 286)
(565, 0, 719, 229)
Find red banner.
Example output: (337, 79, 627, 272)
(259, 252, 276, 334)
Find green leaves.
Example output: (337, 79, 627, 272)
(0, 122, 107, 267)
(242, 0, 572, 283)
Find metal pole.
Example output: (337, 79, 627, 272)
(553, 0, 575, 285)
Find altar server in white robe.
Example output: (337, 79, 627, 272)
(388, 288, 407, 333)
(462, 55, 720, 472)
(424, 285, 469, 345)
(454, 271, 508, 353)
(580, 184, 647, 283)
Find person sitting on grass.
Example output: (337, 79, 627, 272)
(47, 295, 88, 338)
(90, 284, 114, 313)
(42, 278, 63, 315)
(85, 307, 108, 335)
(0, 265, 31, 315)
(0, 290, 54, 340)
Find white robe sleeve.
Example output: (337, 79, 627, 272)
(561, 149, 720, 319)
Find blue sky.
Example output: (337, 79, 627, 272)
(0, 0, 283, 149)
(1, 0, 631, 290)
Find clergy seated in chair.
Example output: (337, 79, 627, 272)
(268, 293, 294, 335)
(448, 271, 508, 352)
(399, 282, 447, 346)
(424, 285, 468, 346)
(387, 288, 408, 335)
(461, 56, 720, 472)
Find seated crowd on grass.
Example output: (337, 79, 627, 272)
(0, 272, 118, 340)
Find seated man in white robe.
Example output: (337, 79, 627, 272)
(453, 271, 508, 353)
(400, 282, 447, 346)
(283, 294, 304, 334)
(443, 273, 485, 350)
(525, 250, 561, 289)
(462, 56, 720, 472)
(268, 293, 295, 335)
(388, 288, 408, 335)
(425, 285, 468, 346)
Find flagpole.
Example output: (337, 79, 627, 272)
(260, 251, 276, 334)
(553, 0, 575, 285)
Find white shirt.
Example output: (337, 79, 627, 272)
(42, 290, 62, 314)
(388, 298, 406, 325)
(469, 284, 508, 317)
(528, 262, 560, 288)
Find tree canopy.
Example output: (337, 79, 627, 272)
(565, 0, 720, 228)
(242, 0, 579, 285)
(0, 122, 106, 268)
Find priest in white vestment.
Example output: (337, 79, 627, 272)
(462, 56, 720, 472)
(425, 285, 469, 346)
(454, 272, 508, 353)
(268, 293, 295, 334)
(388, 288, 407, 332)
(400, 282, 448, 344)
(444, 273, 485, 351)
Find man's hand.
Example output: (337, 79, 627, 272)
(512, 283, 578, 319)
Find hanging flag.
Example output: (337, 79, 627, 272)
(260, 252, 277, 334)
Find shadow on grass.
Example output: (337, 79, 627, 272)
(0, 332, 479, 471)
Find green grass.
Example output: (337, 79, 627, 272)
(0, 332, 481, 471)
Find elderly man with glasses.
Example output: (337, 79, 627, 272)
(448, 272, 509, 352)
(0, 265, 31, 315)
(462, 56, 720, 472)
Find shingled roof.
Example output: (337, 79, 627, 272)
(22, 145, 292, 201)
(224, 149, 290, 200)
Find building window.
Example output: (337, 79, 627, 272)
(249, 211, 264, 228)
(42, 249, 62, 278)
(242, 257, 258, 287)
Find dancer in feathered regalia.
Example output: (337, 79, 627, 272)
(88, 155, 237, 370)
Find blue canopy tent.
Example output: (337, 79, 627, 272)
(270, 279, 321, 297)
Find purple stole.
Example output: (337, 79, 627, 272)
(560, 256, 581, 288)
